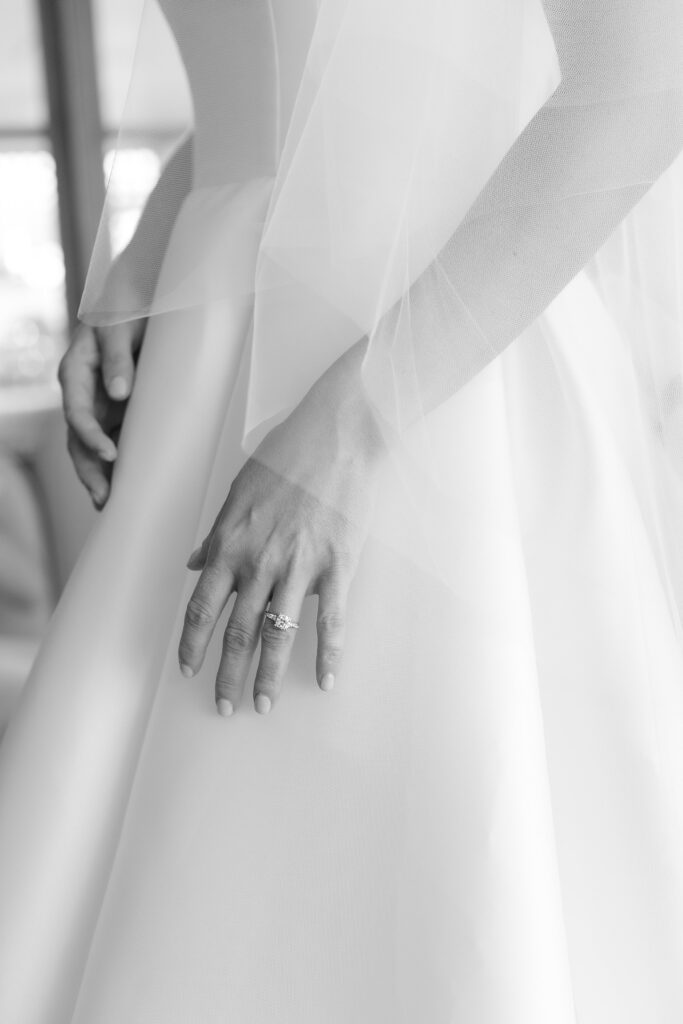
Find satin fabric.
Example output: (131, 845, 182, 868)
(0, 2, 682, 1022)
(1, 186, 683, 1022)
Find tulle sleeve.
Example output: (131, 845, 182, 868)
(361, 0, 683, 431)
(78, 0, 683, 460)
(78, 0, 561, 444)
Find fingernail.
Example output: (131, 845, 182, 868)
(217, 698, 233, 718)
(186, 546, 203, 568)
(180, 663, 194, 678)
(320, 673, 335, 692)
(92, 487, 108, 509)
(109, 376, 129, 400)
(254, 693, 271, 715)
(100, 441, 117, 462)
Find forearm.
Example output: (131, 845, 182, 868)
(97, 134, 194, 311)
(388, 93, 683, 417)
(321, 1, 683, 435)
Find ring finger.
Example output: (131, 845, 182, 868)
(252, 573, 309, 716)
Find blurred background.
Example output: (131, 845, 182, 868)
(0, 0, 187, 728)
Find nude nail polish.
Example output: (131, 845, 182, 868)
(186, 546, 202, 568)
(320, 673, 335, 692)
(109, 376, 129, 400)
(217, 698, 233, 717)
(100, 442, 117, 462)
(255, 693, 271, 715)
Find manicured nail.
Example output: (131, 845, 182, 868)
(217, 698, 233, 718)
(186, 546, 203, 568)
(109, 376, 129, 400)
(100, 440, 117, 462)
(320, 673, 335, 692)
(180, 663, 194, 678)
(254, 693, 271, 715)
(92, 487, 108, 509)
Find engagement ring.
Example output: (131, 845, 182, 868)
(265, 611, 300, 632)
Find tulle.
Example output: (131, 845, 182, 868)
(79, 0, 560, 444)
(1, 2, 682, 1021)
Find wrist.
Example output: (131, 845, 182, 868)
(301, 339, 386, 464)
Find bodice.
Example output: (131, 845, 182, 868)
(159, 0, 318, 187)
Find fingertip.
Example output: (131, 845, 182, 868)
(180, 663, 194, 678)
(319, 672, 335, 692)
(107, 375, 130, 401)
(99, 440, 118, 462)
(254, 693, 272, 715)
(186, 547, 203, 570)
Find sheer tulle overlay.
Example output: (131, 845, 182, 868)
(1, 1, 683, 1022)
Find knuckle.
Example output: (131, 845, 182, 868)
(211, 535, 235, 568)
(222, 619, 253, 655)
(329, 541, 357, 574)
(287, 537, 313, 573)
(184, 596, 215, 631)
(321, 643, 343, 666)
(317, 609, 345, 636)
(250, 547, 274, 582)
(215, 677, 241, 702)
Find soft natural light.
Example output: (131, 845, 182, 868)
(0, 151, 65, 386)
(0, 146, 160, 388)
(103, 147, 161, 255)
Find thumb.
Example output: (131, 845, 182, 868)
(99, 322, 137, 400)
(187, 535, 211, 570)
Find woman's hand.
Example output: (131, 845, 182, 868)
(178, 357, 385, 717)
(58, 319, 145, 509)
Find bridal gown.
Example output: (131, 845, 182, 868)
(2, 2, 683, 1022)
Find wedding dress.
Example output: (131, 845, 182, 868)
(1, 2, 683, 1022)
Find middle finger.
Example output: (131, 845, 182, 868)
(215, 581, 271, 716)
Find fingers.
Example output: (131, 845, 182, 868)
(59, 329, 117, 462)
(66, 428, 111, 509)
(315, 567, 350, 693)
(252, 574, 308, 715)
(178, 558, 235, 678)
(215, 584, 271, 717)
(187, 535, 211, 571)
(99, 322, 137, 401)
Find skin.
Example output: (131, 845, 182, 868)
(58, 319, 144, 508)
(59, 322, 384, 714)
(179, 359, 384, 715)
(62, 1, 683, 713)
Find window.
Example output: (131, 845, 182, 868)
(0, 0, 65, 389)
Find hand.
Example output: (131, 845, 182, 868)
(58, 319, 145, 509)
(178, 364, 385, 717)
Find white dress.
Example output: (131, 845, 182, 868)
(1, 3, 683, 1022)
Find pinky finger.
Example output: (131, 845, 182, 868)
(67, 428, 110, 509)
(315, 570, 349, 692)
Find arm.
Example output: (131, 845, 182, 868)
(92, 134, 194, 315)
(322, 0, 683, 430)
(59, 135, 194, 507)
(179, 0, 683, 714)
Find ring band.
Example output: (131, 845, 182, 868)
(265, 611, 300, 631)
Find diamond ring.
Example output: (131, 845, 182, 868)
(264, 611, 300, 632)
